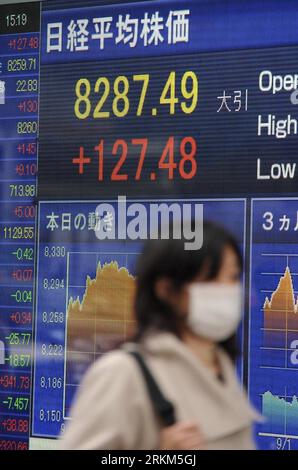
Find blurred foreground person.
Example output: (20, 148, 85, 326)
(61, 222, 262, 450)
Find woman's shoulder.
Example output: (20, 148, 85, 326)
(81, 347, 141, 388)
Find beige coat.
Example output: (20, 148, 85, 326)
(61, 332, 262, 450)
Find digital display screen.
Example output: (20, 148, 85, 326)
(1, 0, 298, 451)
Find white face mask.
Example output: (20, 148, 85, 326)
(187, 282, 242, 341)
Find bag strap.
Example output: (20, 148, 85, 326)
(128, 350, 176, 427)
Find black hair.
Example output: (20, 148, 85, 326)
(134, 221, 243, 361)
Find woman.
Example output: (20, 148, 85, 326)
(61, 221, 261, 450)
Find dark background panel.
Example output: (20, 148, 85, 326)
(0, 2, 40, 34)
(38, 46, 298, 199)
